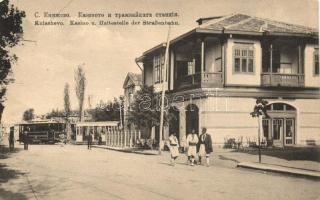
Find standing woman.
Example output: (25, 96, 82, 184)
(168, 133, 179, 166)
(198, 127, 213, 166)
(186, 129, 199, 166)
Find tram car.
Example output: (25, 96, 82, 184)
(17, 121, 66, 144)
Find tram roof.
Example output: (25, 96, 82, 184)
(15, 120, 63, 125)
(75, 121, 119, 127)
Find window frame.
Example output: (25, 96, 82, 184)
(233, 44, 255, 74)
(153, 53, 165, 84)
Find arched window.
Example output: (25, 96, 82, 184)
(266, 103, 296, 111)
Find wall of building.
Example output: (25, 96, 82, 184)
(294, 99, 320, 145)
(201, 97, 258, 146)
(171, 96, 258, 146)
(225, 38, 262, 86)
(304, 44, 319, 88)
(170, 95, 320, 147)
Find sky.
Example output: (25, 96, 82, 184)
(2, 0, 319, 124)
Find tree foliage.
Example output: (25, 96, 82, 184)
(87, 97, 123, 122)
(23, 108, 35, 121)
(74, 65, 86, 122)
(127, 85, 174, 130)
(250, 98, 269, 118)
(46, 109, 65, 119)
(0, 0, 25, 119)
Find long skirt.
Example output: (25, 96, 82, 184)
(170, 146, 179, 158)
(199, 144, 207, 157)
(187, 146, 197, 157)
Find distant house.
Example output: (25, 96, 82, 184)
(122, 72, 142, 131)
(136, 13, 319, 147)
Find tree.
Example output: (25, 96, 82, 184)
(63, 83, 71, 140)
(0, 0, 25, 120)
(127, 85, 174, 137)
(23, 108, 35, 121)
(250, 98, 269, 163)
(87, 97, 123, 122)
(45, 109, 65, 119)
(74, 65, 86, 122)
(64, 83, 71, 119)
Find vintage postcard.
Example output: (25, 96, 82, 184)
(0, 0, 319, 199)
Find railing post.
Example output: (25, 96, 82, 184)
(117, 128, 120, 147)
(134, 130, 137, 146)
(124, 131, 127, 147)
(111, 127, 114, 147)
(129, 130, 132, 148)
(113, 127, 116, 147)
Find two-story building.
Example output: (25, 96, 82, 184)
(136, 13, 319, 147)
(122, 72, 142, 130)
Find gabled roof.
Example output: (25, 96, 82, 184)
(199, 13, 318, 36)
(123, 72, 142, 89)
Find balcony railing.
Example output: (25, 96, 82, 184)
(176, 72, 223, 90)
(261, 73, 305, 87)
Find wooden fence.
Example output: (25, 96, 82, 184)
(105, 127, 141, 148)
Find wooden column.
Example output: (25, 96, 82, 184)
(270, 43, 273, 83)
(201, 38, 205, 74)
(221, 39, 225, 86)
(298, 45, 303, 74)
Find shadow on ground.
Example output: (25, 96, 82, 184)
(0, 145, 23, 159)
(232, 146, 320, 162)
(0, 145, 29, 200)
(0, 163, 28, 200)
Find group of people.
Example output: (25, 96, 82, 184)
(168, 127, 213, 167)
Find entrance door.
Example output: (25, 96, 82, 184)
(185, 104, 199, 135)
(169, 107, 180, 140)
(284, 118, 295, 146)
(272, 118, 283, 146)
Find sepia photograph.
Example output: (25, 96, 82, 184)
(0, 0, 319, 199)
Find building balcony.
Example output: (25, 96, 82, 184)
(175, 72, 223, 90)
(261, 73, 305, 87)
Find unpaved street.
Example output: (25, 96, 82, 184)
(1, 144, 319, 200)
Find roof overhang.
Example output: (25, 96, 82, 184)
(75, 121, 119, 127)
(135, 26, 318, 63)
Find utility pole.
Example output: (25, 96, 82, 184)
(159, 26, 171, 155)
(257, 115, 262, 163)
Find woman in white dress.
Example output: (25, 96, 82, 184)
(168, 133, 179, 166)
